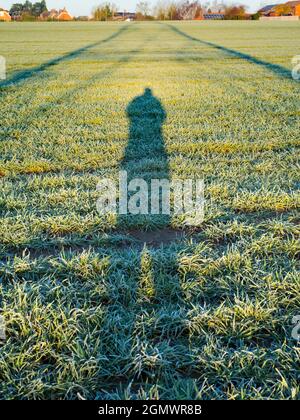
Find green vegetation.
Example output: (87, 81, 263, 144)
(0, 21, 299, 400)
(9, 1, 47, 20)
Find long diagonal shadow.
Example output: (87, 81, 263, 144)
(0, 25, 129, 88)
(166, 24, 294, 81)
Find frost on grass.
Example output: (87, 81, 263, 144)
(0, 21, 299, 400)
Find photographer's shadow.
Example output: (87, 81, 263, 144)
(99, 90, 184, 387)
(119, 88, 171, 231)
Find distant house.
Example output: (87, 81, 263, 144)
(40, 7, 73, 21)
(10, 11, 22, 20)
(258, 4, 278, 16)
(113, 12, 136, 21)
(259, 1, 300, 16)
(203, 13, 225, 20)
(0, 9, 11, 21)
(285, 0, 300, 15)
(75, 16, 90, 21)
(48, 9, 59, 19)
(57, 8, 73, 21)
(39, 9, 56, 20)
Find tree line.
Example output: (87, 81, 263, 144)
(7, 0, 255, 21)
(92, 2, 254, 21)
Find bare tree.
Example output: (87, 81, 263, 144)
(93, 2, 117, 21)
(153, 0, 204, 20)
(136, 1, 150, 18)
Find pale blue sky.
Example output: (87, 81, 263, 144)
(2, 1, 272, 16)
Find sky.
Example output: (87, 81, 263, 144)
(2, 1, 273, 16)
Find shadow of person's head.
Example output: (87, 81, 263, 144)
(126, 88, 166, 140)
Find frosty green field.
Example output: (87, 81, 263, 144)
(0, 21, 299, 400)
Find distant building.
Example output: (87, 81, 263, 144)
(39, 9, 57, 20)
(40, 7, 73, 21)
(258, 4, 278, 16)
(203, 13, 225, 19)
(57, 8, 73, 21)
(285, 0, 300, 15)
(193, 3, 225, 20)
(113, 12, 136, 21)
(0, 9, 11, 21)
(75, 16, 90, 21)
(258, 1, 300, 16)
